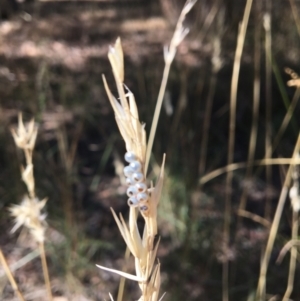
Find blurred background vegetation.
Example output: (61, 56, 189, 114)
(1, 0, 300, 300)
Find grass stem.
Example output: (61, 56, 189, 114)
(39, 242, 53, 301)
(264, 1, 272, 222)
(0, 249, 26, 301)
(224, 0, 253, 300)
(282, 210, 299, 301)
(145, 0, 197, 174)
(145, 62, 171, 175)
(200, 157, 300, 185)
(256, 134, 300, 300)
(237, 0, 261, 226)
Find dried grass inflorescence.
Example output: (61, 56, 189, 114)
(9, 195, 47, 243)
(9, 113, 53, 301)
(97, 38, 165, 301)
(9, 113, 47, 243)
(97, 2, 198, 299)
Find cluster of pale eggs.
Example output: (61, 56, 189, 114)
(124, 152, 149, 211)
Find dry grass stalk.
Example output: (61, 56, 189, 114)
(9, 113, 53, 301)
(97, 38, 165, 301)
(256, 134, 300, 300)
(199, 157, 300, 185)
(268, 69, 300, 153)
(236, 209, 271, 228)
(282, 159, 300, 301)
(120, 0, 196, 296)
(276, 240, 300, 264)
(237, 0, 261, 224)
(0, 249, 26, 301)
(199, 31, 223, 177)
(223, 0, 253, 299)
(288, 0, 300, 39)
(145, 0, 197, 174)
(263, 7, 272, 221)
(97, 2, 198, 299)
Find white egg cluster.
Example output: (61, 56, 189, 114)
(124, 151, 149, 211)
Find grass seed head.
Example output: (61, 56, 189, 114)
(11, 113, 38, 152)
(100, 37, 167, 301)
(9, 195, 47, 243)
(103, 38, 146, 163)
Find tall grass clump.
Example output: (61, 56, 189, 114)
(96, 1, 197, 300)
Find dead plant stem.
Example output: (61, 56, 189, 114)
(236, 209, 271, 228)
(145, 62, 171, 175)
(200, 158, 300, 184)
(271, 87, 300, 152)
(256, 134, 300, 300)
(282, 210, 299, 301)
(224, 0, 253, 300)
(145, 0, 197, 174)
(288, 0, 300, 38)
(237, 0, 261, 225)
(39, 242, 53, 301)
(199, 68, 217, 176)
(0, 249, 26, 301)
(264, 2, 272, 221)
